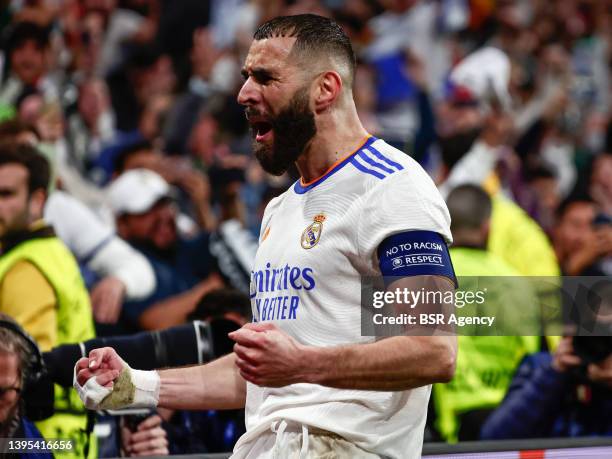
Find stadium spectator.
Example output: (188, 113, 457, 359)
(0, 22, 55, 109)
(0, 118, 156, 325)
(108, 168, 222, 331)
(0, 0, 611, 451)
(0, 144, 95, 457)
(553, 195, 612, 276)
(111, 141, 215, 233)
(65, 78, 117, 173)
(590, 153, 612, 216)
(481, 335, 612, 439)
(0, 314, 52, 458)
(433, 185, 540, 442)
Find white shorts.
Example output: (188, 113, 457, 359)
(231, 421, 380, 459)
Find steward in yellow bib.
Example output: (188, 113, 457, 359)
(433, 185, 540, 442)
(0, 144, 95, 457)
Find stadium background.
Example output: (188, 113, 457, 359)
(0, 0, 610, 457)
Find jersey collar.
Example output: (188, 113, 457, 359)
(293, 135, 376, 194)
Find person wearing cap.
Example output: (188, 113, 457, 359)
(108, 168, 223, 332)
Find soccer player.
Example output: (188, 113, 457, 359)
(75, 15, 457, 458)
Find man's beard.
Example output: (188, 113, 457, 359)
(250, 87, 317, 176)
(0, 207, 32, 240)
(127, 237, 176, 261)
(0, 401, 21, 438)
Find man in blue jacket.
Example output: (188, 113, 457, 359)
(481, 336, 612, 439)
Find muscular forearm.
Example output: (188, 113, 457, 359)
(158, 353, 246, 410)
(302, 336, 457, 391)
(139, 275, 222, 330)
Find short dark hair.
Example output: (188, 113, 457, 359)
(6, 21, 50, 56)
(0, 143, 50, 194)
(447, 184, 492, 233)
(112, 140, 154, 175)
(555, 193, 595, 220)
(254, 14, 356, 85)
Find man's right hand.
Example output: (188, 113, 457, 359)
(74, 347, 126, 409)
(75, 347, 126, 387)
(74, 347, 160, 411)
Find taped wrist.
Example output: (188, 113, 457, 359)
(74, 365, 160, 410)
(74, 369, 112, 410)
(98, 368, 160, 410)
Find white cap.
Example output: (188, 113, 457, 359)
(450, 47, 512, 110)
(108, 169, 172, 215)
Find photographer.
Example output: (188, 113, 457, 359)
(481, 335, 612, 439)
(0, 314, 52, 458)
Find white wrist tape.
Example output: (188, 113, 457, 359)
(74, 365, 160, 410)
(125, 368, 161, 408)
(74, 367, 112, 410)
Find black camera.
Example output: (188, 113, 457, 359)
(44, 319, 240, 389)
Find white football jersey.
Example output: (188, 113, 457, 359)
(234, 136, 453, 459)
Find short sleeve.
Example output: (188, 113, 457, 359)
(357, 169, 453, 275)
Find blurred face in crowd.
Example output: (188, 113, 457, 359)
(121, 148, 159, 173)
(189, 115, 218, 166)
(132, 56, 176, 106)
(117, 199, 177, 251)
(0, 164, 44, 238)
(78, 79, 110, 128)
(436, 101, 483, 138)
(0, 351, 21, 428)
(11, 40, 46, 86)
(531, 176, 560, 216)
(139, 94, 172, 143)
(590, 154, 612, 214)
(553, 201, 596, 257)
(238, 37, 317, 175)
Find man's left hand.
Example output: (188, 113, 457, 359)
(229, 323, 311, 387)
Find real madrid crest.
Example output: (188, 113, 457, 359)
(301, 213, 325, 249)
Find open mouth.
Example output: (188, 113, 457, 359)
(252, 121, 273, 142)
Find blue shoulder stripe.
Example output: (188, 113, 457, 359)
(349, 157, 385, 179)
(365, 145, 404, 171)
(357, 150, 396, 175)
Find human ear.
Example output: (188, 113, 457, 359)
(313, 71, 342, 113)
(28, 189, 46, 220)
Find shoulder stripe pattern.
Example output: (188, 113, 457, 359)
(293, 135, 376, 194)
(356, 150, 395, 174)
(292, 136, 407, 193)
(364, 146, 404, 171)
(349, 156, 386, 179)
(348, 143, 405, 179)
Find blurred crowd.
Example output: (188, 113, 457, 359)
(0, 0, 610, 456)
